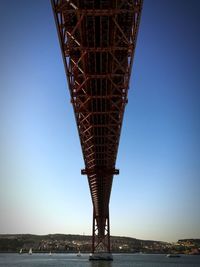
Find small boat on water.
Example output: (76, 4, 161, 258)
(77, 250, 81, 257)
(28, 248, 32, 255)
(49, 251, 52, 256)
(19, 248, 23, 254)
(166, 254, 180, 258)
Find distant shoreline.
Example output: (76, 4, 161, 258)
(0, 234, 199, 255)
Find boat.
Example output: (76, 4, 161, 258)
(49, 251, 52, 256)
(166, 254, 180, 258)
(28, 248, 32, 255)
(19, 248, 23, 254)
(77, 250, 81, 257)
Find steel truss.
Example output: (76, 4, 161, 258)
(51, 0, 142, 255)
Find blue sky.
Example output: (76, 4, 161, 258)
(0, 0, 199, 242)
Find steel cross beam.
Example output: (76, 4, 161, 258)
(51, 0, 143, 259)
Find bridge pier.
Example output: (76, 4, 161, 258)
(89, 209, 113, 261)
(89, 253, 113, 261)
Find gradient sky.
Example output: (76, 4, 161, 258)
(0, 0, 200, 242)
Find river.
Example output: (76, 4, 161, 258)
(0, 253, 200, 266)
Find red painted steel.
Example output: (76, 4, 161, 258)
(51, 0, 142, 254)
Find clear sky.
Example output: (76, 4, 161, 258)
(0, 0, 199, 243)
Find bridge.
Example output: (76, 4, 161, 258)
(51, 0, 142, 260)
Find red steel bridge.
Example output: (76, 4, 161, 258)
(51, 0, 142, 260)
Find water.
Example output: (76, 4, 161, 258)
(0, 253, 200, 267)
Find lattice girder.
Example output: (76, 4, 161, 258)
(51, 0, 143, 254)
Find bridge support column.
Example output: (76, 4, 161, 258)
(89, 209, 113, 261)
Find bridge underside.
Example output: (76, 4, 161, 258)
(51, 0, 142, 257)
